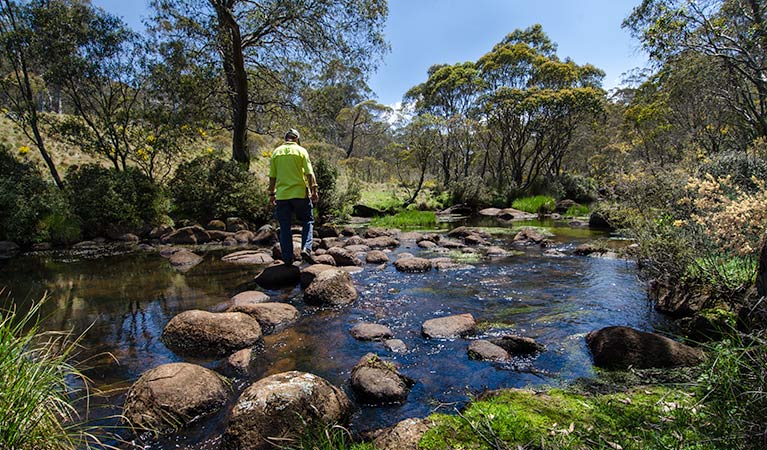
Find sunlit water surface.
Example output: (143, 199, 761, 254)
(0, 219, 671, 448)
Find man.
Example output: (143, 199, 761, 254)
(268, 128, 319, 265)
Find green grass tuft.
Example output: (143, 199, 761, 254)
(512, 195, 556, 214)
(565, 204, 590, 217)
(369, 210, 437, 228)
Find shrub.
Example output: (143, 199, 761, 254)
(511, 195, 556, 214)
(447, 176, 493, 208)
(0, 145, 80, 244)
(699, 150, 767, 194)
(555, 172, 599, 203)
(169, 155, 268, 225)
(66, 165, 167, 237)
(314, 158, 339, 223)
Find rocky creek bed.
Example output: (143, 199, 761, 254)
(0, 218, 679, 448)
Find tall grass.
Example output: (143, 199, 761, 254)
(0, 293, 108, 449)
(511, 195, 556, 214)
(369, 210, 437, 228)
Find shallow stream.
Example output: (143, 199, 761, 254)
(0, 218, 671, 448)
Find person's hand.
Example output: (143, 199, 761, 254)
(311, 191, 319, 204)
(270, 195, 277, 207)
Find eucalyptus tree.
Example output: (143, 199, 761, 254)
(336, 99, 391, 158)
(477, 25, 605, 193)
(404, 61, 484, 185)
(0, 0, 63, 187)
(149, 0, 388, 168)
(625, 0, 767, 142)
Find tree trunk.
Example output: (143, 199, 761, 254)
(215, 2, 250, 168)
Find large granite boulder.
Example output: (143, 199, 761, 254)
(327, 247, 363, 266)
(299, 264, 338, 289)
(394, 257, 432, 273)
(254, 263, 301, 289)
(123, 362, 228, 433)
(365, 250, 390, 264)
(585, 326, 704, 370)
(350, 323, 393, 341)
(228, 302, 300, 334)
(222, 250, 274, 265)
(303, 269, 358, 306)
(467, 340, 510, 361)
(221, 371, 351, 450)
(161, 310, 263, 357)
(350, 353, 414, 405)
(422, 314, 476, 339)
(161, 226, 211, 245)
(365, 236, 400, 249)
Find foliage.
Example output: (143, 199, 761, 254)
(698, 149, 767, 194)
(565, 204, 590, 217)
(0, 294, 102, 449)
(696, 331, 767, 449)
(168, 155, 268, 225)
(66, 164, 166, 237)
(313, 158, 340, 223)
(369, 210, 436, 229)
(555, 172, 598, 203)
(686, 253, 758, 294)
(511, 195, 556, 214)
(148, 0, 389, 167)
(419, 387, 715, 450)
(0, 145, 79, 244)
(447, 175, 493, 208)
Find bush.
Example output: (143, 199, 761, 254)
(447, 176, 493, 208)
(169, 155, 268, 225)
(0, 146, 80, 244)
(511, 195, 556, 214)
(555, 172, 598, 203)
(314, 158, 340, 223)
(66, 165, 167, 237)
(699, 150, 767, 194)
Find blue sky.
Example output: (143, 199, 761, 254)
(91, 0, 647, 106)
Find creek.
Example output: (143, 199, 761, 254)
(0, 218, 671, 448)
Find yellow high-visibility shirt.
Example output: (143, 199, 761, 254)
(268, 142, 314, 200)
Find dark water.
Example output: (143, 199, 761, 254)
(0, 219, 671, 448)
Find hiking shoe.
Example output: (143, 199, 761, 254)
(301, 250, 317, 264)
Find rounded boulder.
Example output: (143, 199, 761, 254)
(162, 310, 263, 357)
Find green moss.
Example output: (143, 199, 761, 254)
(419, 387, 716, 450)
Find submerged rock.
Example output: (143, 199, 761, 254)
(585, 326, 704, 370)
(222, 371, 351, 450)
(223, 348, 253, 375)
(123, 362, 228, 433)
(167, 249, 203, 272)
(490, 335, 545, 355)
(422, 313, 476, 339)
(383, 339, 408, 353)
(162, 310, 263, 357)
(350, 353, 414, 405)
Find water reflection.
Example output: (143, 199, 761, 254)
(0, 220, 670, 448)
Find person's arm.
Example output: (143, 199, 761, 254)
(268, 177, 277, 207)
(306, 173, 319, 203)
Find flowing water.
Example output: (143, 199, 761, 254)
(0, 218, 671, 448)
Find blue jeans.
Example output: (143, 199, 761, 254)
(274, 198, 314, 264)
